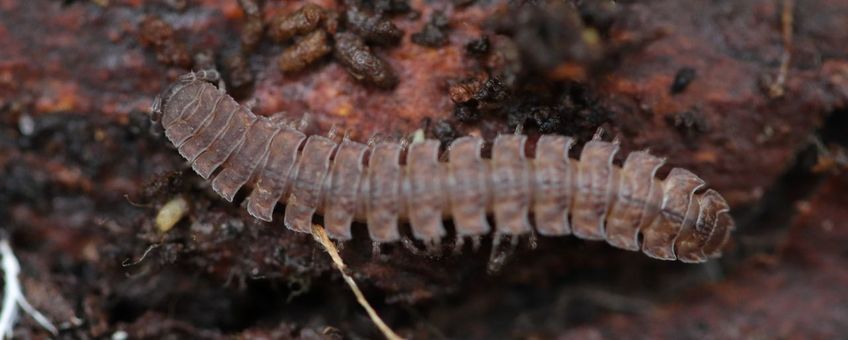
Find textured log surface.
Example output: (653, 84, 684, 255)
(1, 0, 848, 338)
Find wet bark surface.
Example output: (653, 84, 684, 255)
(1, 0, 847, 338)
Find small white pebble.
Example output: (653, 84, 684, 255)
(155, 196, 189, 233)
(111, 330, 128, 340)
(18, 114, 34, 136)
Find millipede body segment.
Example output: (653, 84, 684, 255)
(150, 71, 735, 263)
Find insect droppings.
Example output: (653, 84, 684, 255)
(268, 3, 327, 42)
(333, 32, 398, 89)
(671, 67, 697, 94)
(138, 16, 192, 68)
(344, 7, 404, 46)
(237, 0, 264, 52)
(278, 30, 332, 73)
(411, 11, 450, 47)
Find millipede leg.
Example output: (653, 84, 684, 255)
(366, 132, 385, 147)
(452, 236, 465, 255)
(399, 133, 412, 150)
(527, 230, 538, 250)
(371, 241, 383, 260)
(401, 237, 426, 256)
(471, 235, 482, 252)
(327, 124, 342, 142)
(424, 238, 442, 257)
(593, 127, 605, 139)
(295, 112, 311, 131)
(266, 112, 293, 127)
(487, 233, 519, 273)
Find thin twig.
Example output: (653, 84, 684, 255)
(0, 239, 58, 338)
(310, 224, 404, 340)
(769, 0, 794, 98)
(121, 243, 160, 267)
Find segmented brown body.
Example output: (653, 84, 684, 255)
(151, 72, 734, 263)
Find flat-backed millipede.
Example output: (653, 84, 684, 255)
(149, 71, 734, 263)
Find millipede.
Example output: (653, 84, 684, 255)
(149, 70, 734, 264)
